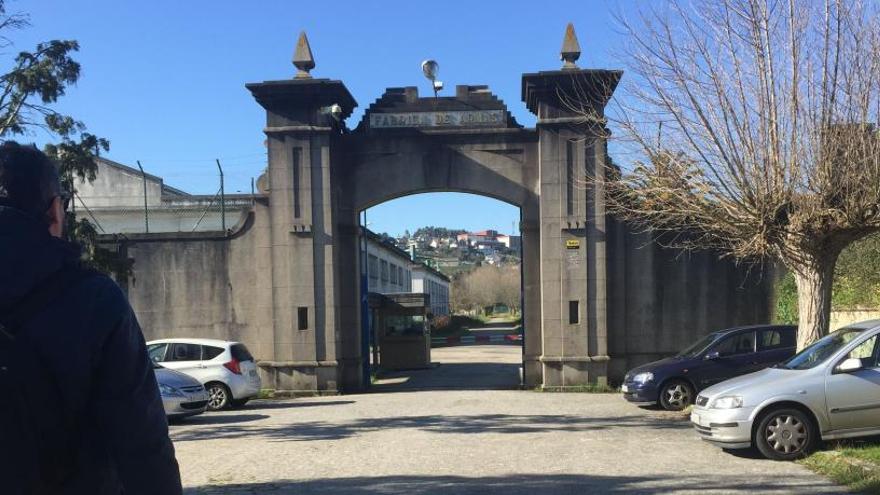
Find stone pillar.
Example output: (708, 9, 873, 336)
(522, 57, 621, 387)
(247, 74, 356, 394)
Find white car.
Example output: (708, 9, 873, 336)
(154, 363, 208, 420)
(147, 338, 261, 411)
(691, 320, 880, 460)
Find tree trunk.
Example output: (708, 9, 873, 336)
(791, 261, 836, 351)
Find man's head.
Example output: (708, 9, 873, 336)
(0, 141, 66, 237)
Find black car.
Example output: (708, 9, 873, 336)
(622, 325, 797, 411)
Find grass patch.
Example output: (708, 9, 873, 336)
(537, 384, 619, 393)
(801, 441, 880, 494)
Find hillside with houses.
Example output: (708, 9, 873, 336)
(377, 226, 522, 277)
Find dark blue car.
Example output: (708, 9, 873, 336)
(622, 325, 798, 411)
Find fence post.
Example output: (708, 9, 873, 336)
(135, 160, 149, 233)
(216, 159, 226, 233)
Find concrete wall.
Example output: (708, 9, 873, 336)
(605, 218, 776, 382)
(120, 206, 277, 382)
(77, 158, 166, 208)
(115, 208, 777, 390)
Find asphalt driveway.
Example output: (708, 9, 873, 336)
(171, 346, 842, 494)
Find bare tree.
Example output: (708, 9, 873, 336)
(573, 0, 880, 349)
(498, 266, 521, 314)
(450, 265, 521, 314)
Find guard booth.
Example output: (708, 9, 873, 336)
(367, 292, 432, 370)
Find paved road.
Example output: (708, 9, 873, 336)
(372, 345, 522, 392)
(467, 326, 520, 337)
(171, 346, 842, 494)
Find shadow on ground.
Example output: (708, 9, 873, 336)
(183, 473, 838, 494)
(170, 411, 688, 443)
(242, 400, 356, 411)
(170, 414, 269, 426)
(372, 362, 521, 392)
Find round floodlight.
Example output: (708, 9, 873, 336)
(421, 59, 439, 82)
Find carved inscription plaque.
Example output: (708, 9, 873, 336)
(370, 110, 505, 129)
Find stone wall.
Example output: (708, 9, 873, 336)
(112, 207, 778, 391)
(830, 309, 880, 331)
(606, 218, 777, 382)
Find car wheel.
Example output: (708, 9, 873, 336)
(206, 383, 231, 411)
(659, 379, 694, 411)
(231, 398, 250, 408)
(754, 408, 817, 461)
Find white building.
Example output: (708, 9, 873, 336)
(362, 229, 413, 294)
(497, 234, 522, 251)
(361, 229, 451, 317)
(411, 264, 451, 317)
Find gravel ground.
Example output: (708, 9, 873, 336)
(170, 346, 843, 494)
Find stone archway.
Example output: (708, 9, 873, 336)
(245, 27, 622, 393)
(336, 103, 543, 388)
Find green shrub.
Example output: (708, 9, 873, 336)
(775, 272, 799, 324)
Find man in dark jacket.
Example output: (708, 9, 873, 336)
(0, 142, 182, 494)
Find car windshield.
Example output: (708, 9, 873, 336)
(676, 333, 720, 358)
(777, 327, 868, 370)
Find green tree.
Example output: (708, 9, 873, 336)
(0, 1, 126, 276)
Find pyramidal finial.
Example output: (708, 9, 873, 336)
(293, 31, 315, 79)
(560, 23, 581, 70)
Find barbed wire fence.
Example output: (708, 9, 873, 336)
(72, 153, 267, 235)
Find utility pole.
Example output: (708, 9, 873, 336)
(136, 160, 149, 233)
(216, 159, 226, 233)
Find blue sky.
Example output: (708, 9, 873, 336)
(11, 0, 633, 236)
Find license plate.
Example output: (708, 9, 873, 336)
(621, 384, 629, 393)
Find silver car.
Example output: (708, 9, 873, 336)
(155, 363, 209, 420)
(691, 320, 880, 460)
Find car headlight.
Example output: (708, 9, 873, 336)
(159, 383, 184, 397)
(632, 372, 654, 384)
(710, 395, 743, 409)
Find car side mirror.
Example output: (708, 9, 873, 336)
(836, 357, 864, 373)
(705, 351, 720, 360)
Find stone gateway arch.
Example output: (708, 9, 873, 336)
(118, 26, 775, 394)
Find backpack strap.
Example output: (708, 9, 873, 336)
(0, 265, 96, 341)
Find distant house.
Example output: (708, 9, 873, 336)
(456, 229, 519, 251)
(497, 234, 522, 251)
(456, 229, 499, 246)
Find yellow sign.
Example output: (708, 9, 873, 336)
(566, 240, 580, 249)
